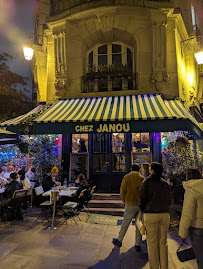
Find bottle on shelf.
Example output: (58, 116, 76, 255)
(63, 178, 67, 189)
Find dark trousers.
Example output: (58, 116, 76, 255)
(190, 227, 203, 269)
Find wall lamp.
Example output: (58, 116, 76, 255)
(23, 33, 45, 61)
(181, 36, 203, 64)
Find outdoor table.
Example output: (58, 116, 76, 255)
(42, 187, 78, 228)
(43, 187, 78, 197)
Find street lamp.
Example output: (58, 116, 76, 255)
(181, 36, 203, 65)
(23, 46, 34, 61)
(195, 51, 203, 64)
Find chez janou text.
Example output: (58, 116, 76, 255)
(75, 123, 130, 133)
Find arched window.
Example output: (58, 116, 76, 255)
(83, 43, 136, 92)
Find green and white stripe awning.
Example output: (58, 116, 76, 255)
(33, 94, 203, 137)
(35, 95, 173, 123)
(0, 105, 42, 126)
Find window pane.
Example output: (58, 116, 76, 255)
(113, 153, 126, 171)
(98, 45, 107, 54)
(127, 48, 132, 70)
(112, 54, 122, 65)
(72, 134, 88, 153)
(112, 44, 121, 53)
(132, 133, 141, 152)
(141, 133, 150, 152)
(88, 51, 93, 66)
(98, 55, 107, 65)
(93, 134, 108, 152)
(93, 154, 108, 171)
(112, 133, 125, 152)
(132, 133, 150, 152)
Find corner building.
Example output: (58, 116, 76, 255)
(33, 0, 203, 192)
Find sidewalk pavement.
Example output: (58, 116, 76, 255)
(0, 210, 198, 269)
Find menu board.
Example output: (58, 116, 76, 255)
(69, 153, 89, 181)
(132, 152, 152, 164)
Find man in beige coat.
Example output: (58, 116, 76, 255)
(112, 163, 144, 251)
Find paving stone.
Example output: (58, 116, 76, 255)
(89, 259, 121, 269)
(65, 248, 96, 267)
(121, 258, 148, 269)
(0, 253, 31, 269)
(24, 253, 70, 269)
(0, 242, 18, 260)
(43, 234, 76, 255)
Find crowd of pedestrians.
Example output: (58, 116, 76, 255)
(113, 162, 203, 269)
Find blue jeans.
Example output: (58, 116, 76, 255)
(118, 204, 142, 246)
(190, 227, 203, 269)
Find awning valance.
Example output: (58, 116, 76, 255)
(33, 95, 203, 137)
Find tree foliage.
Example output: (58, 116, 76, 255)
(162, 132, 198, 177)
(0, 53, 33, 122)
(18, 135, 59, 180)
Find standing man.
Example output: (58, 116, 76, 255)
(112, 163, 144, 251)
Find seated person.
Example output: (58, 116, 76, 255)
(1, 172, 23, 221)
(71, 174, 91, 205)
(3, 165, 15, 180)
(18, 169, 31, 190)
(3, 172, 23, 199)
(42, 166, 61, 192)
(26, 167, 38, 182)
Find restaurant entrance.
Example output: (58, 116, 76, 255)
(67, 132, 152, 193)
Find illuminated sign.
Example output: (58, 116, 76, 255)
(75, 123, 131, 133)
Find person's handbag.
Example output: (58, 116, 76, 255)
(136, 211, 145, 235)
(176, 239, 196, 262)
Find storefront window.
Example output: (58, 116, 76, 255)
(112, 133, 125, 152)
(72, 134, 88, 153)
(93, 134, 108, 171)
(112, 133, 126, 171)
(132, 133, 150, 152)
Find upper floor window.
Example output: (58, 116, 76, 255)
(83, 43, 136, 92)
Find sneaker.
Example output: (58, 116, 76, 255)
(135, 245, 141, 252)
(112, 238, 122, 247)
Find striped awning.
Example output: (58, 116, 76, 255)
(0, 105, 42, 133)
(35, 95, 173, 123)
(33, 95, 203, 137)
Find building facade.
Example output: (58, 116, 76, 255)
(33, 0, 203, 192)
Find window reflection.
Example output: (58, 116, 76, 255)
(112, 133, 125, 152)
(132, 133, 150, 152)
(113, 153, 126, 171)
(93, 154, 108, 172)
(72, 134, 88, 153)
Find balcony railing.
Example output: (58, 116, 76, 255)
(50, 0, 172, 16)
(81, 64, 137, 93)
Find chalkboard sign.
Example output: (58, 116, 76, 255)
(69, 153, 89, 181)
(132, 152, 152, 164)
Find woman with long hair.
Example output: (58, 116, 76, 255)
(179, 168, 203, 269)
(139, 162, 171, 269)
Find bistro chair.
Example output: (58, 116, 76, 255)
(61, 188, 88, 225)
(38, 190, 60, 222)
(82, 185, 96, 218)
(6, 189, 28, 222)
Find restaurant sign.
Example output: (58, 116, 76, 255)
(75, 123, 130, 133)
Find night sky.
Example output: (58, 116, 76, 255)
(0, 0, 36, 98)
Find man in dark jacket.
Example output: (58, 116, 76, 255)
(42, 166, 61, 192)
(3, 172, 23, 199)
(1, 172, 23, 221)
(139, 162, 171, 269)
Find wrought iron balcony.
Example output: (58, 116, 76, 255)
(81, 64, 137, 93)
(50, 0, 172, 16)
